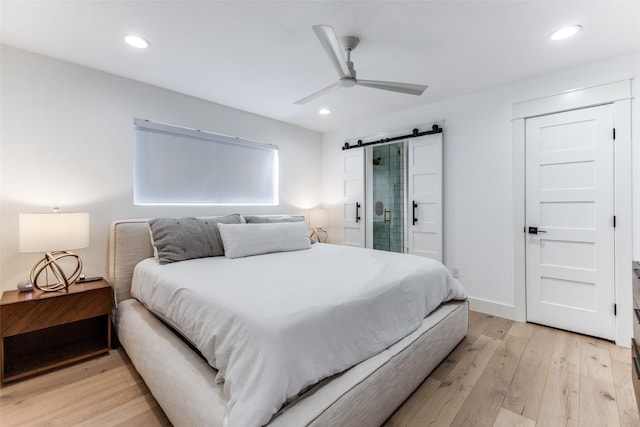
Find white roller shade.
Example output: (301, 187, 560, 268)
(134, 119, 279, 205)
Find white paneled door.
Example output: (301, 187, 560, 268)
(343, 149, 365, 247)
(407, 133, 443, 261)
(525, 104, 615, 340)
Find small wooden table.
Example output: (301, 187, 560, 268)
(0, 279, 112, 383)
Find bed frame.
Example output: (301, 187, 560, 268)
(108, 218, 468, 427)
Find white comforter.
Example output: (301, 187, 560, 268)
(131, 243, 467, 427)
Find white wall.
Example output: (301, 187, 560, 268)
(0, 46, 322, 292)
(2, 44, 639, 311)
(321, 52, 640, 317)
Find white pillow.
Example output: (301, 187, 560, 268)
(218, 222, 311, 259)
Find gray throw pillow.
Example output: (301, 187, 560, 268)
(149, 214, 242, 264)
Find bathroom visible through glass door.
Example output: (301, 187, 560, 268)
(371, 143, 404, 253)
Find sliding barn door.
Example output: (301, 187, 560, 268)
(407, 134, 443, 261)
(343, 149, 365, 247)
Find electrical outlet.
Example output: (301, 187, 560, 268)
(453, 267, 461, 278)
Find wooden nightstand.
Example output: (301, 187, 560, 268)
(0, 279, 112, 383)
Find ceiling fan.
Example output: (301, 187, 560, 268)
(295, 25, 428, 105)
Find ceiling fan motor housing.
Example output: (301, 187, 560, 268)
(340, 35, 360, 51)
(340, 77, 357, 87)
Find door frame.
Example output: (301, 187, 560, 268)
(511, 80, 632, 346)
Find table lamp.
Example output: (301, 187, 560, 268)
(19, 210, 90, 292)
(309, 208, 329, 243)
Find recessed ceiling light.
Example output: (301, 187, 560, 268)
(124, 34, 150, 49)
(550, 25, 582, 41)
(318, 108, 331, 115)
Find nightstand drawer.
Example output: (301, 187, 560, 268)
(1, 286, 111, 337)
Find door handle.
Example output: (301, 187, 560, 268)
(412, 201, 418, 225)
(355, 202, 361, 223)
(528, 226, 546, 235)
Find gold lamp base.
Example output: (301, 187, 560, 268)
(30, 251, 83, 292)
(310, 227, 328, 243)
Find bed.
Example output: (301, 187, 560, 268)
(108, 216, 468, 427)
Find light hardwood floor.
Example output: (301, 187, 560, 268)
(1, 311, 638, 426)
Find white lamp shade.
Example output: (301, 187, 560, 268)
(19, 212, 90, 253)
(309, 208, 329, 229)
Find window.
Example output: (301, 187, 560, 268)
(134, 119, 279, 205)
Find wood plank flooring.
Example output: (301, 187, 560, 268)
(385, 311, 640, 427)
(1, 311, 638, 426)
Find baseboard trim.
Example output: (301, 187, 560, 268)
(467, 297, 525, 322)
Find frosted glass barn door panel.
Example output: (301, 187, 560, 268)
(343, 150, 365, 247)
(407, 134, 442, 261)
(525, 104, 615, 340)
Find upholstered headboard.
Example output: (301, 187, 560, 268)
(108, 215, 306, 305)
(108, 219, 154, 304)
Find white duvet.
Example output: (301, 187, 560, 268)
(131, 243, 467, 427)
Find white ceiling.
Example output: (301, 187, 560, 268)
(2, 1, 640, 133)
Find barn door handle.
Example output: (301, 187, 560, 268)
(412, 201, 418, 225)
(634, 357, 640, 380)
(356, 202, 361, 223)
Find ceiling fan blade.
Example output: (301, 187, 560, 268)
(356, 79, 427, 96)
(294, 81, 341, 105)
(312, 25, 351, 79)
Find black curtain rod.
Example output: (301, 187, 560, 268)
(342, 124, 443, 151)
